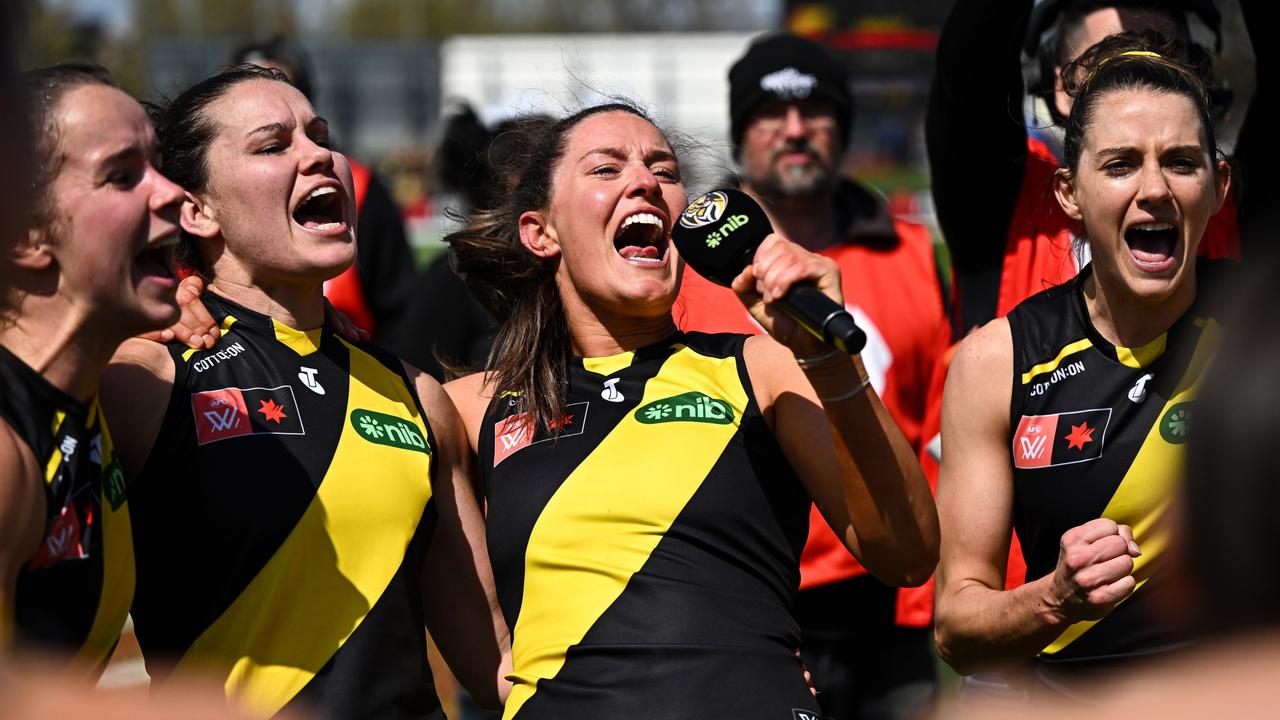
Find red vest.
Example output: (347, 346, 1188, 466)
(323, 159, 378, 335)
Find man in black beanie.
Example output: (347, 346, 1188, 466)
(676, 31, 950, 720)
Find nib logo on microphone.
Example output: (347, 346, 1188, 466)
(702, 214, 751, 248)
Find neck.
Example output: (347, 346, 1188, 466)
(0, 299, 123, 402)
(1083, 269, 1197, 349)
(743, 182, 838, 252)
(560, 292, 678, 358)
(207, 276, 326, 330)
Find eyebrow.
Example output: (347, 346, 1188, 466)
(1095, 143, 1205, 158)
(247, 117, 330, 138)
(99, 144, 145, 165)
(578, 146, 676, 164)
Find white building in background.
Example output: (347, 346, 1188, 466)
(440, 33, 755, 182)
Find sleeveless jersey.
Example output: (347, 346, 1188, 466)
(0, 346, 133, 671)
(480, 333, 823, 720)
(1007, 261, 1230, 678)
(130, 293, 441, 719)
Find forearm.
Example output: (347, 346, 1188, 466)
(805, 357, 940, 586)
(935, 573, 1071, 675)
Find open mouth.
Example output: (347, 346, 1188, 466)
(1124, 221, 1179, 272)
(134, 233, 179, 283)
(613, 211, 668, 266)
(293, 186, 347, 233)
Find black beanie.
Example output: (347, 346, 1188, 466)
(729, 33, 853, 154)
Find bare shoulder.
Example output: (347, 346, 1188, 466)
(402, 362, 474, 455)
(0, 417, 45, 568)
(948, 317, 1013, 389)
(106, 338, 176, 381)
(101, 339, 176, 481)
(443, 372, 493, 441)
(740, 334, 810, 412)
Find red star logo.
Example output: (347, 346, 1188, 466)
(1064, 422, 1095, 450)
(258, 398, 287, 424)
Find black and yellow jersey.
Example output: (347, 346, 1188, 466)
(0, 346, 133, 671)
(481, 332, 824, 720)
(1007, 261, 1232, 679)
(129, 293, 441, 719)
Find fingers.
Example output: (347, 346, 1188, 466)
(1055, 519, 1142, 619)
(1116, 523, 1141, 556)
(1063, 517, 1122, 545)
(323, 301, 368, 343)
(750, 234, 841, 305)
(1073, 552, 1135, 592)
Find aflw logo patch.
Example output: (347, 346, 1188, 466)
(492, 402, 588, 466)
(190, 386, 305, 445)
(1013, 408, 1112, 469)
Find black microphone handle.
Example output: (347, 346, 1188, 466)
(777, 284, 868, 355)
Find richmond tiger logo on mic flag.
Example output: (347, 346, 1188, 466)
(678, 190, 728, 229)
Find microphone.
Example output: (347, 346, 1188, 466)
(672, 188, 866, 355)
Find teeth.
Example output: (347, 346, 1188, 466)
(307, 186, 338, 202)
(311, 222, 344, 231)
(620, 212, 664, 233)
(1132, 222, 1176, 231)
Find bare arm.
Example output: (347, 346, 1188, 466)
(735, 235, 939, 587)
(0, 422, 45, 646)
(411, 365, 510, 707)
(100, 339, 176, 482)
(933, 319, 1139, 674)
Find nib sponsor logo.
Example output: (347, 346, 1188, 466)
(635, 392, 735, 425)
(352, 409, 432, 454)
(1013, 408, 1112, 469)
(191, 386, 305, 445)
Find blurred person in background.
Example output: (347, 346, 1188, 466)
(676, 32, 950, 720)
(1, 62, 182, 672)
(443, 101, 939, 719)
(405, 103, 500, 381)
(99, 65, 510, 718)
(231, 35, 423, 361)
(934, 34, 1234, 702)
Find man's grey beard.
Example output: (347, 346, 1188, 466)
(750, 155, 834, 199)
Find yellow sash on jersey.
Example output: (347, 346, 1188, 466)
(174, 341, 434, 716)
(1043, 319, 1220, 654)
(503, 345, 748, 719)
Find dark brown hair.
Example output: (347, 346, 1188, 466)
(152, 64, 294, 277)
(1059, 31, 1218, 175)
(445, 102, 663, 434)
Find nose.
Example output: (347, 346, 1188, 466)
(299, 135, 335, 175)
(781, 105, 807, 140)
(626, 165, 661, 200)
(148, 165, 184, 213)
(1136, 159, 1173, 205)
